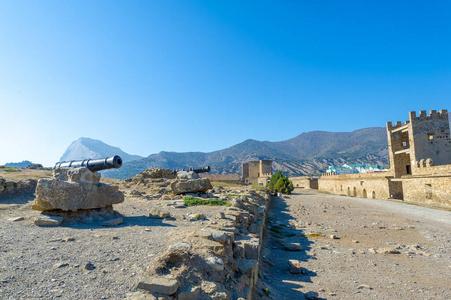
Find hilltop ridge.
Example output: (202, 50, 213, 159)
(100, 127, 389, 179)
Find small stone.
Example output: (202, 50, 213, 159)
(288, 259, 302, 274)
(102, 218, 123, 226)
(379, 247, 400, 254)
(48, 238, 62, 243)
(352, 240, 359, 243)
(189, 213, 206, 221)
(357, 284, 372, 290)
(201, 281, 218, 294)
(305, 291, 319, 299)
(53, 263, 69, 269)
(34, 215, 63, 226)
(62, 237, 75, 242)
(211, 291, 228, 300)
(319, 246, 327, 250)
(216, 212, 225, 219)
(85, 262, 95, 270)
(9, 217, 25, 222)
(137, 277, 181, 295)
(112, 236, 120, 240)
(144, 228, 152, 232)
(205, 256, 224, 272)
(149, 208, 170, 219)
(283, 243, 302, 251)
(368, 248, 377, 254)
(329, 234, 339, 239)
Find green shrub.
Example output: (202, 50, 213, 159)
(266, 170, 294, 195)
(183, 197, 231, 207)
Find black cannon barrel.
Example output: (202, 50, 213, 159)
(173, 166, 211, 174)
(53, 155, 122, 172)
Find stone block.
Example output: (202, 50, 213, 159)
(137, 277, 181, 296)
(102, 218, 123, 226)
(283, 243, 302, 251)
(32, 168, 124, 211)
(149, 208, 170, 219)
(34, 215, 63, 226)
(170, 178, 212, 195)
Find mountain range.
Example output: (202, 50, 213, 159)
(60, 127, 389, 179)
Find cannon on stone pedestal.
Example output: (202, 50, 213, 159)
(172, 166, 211, 174)
(54, 155, 122, 172)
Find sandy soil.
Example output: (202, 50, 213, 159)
(257, 189, 451, 300)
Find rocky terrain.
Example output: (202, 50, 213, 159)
(1, 168, 449, 299)
(257, 190, 451, 300)
(0, 168, 270, 299)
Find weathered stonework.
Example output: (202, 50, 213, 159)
(319, 110, 451, 207)
(242, 160, 272, 185)
(32, 167, 124, 211)
(289, 176, 318, 189)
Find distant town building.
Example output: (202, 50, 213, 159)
(242, 160, 272, 185)
(326, 164, 387, 175)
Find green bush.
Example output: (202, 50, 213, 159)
(266, 170, 294, 195)
(183, 196, 231, 207)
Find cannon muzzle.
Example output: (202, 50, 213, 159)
(54, 155, 122, 172)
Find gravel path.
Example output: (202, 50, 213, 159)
(258, 189, 451, 300)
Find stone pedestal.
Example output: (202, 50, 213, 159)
(32, 167, 124, 211)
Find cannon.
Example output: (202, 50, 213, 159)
(173, 166, 211, 174)
(53, 155, 122, 172)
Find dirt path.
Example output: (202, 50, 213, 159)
(257, 190, 451, 300)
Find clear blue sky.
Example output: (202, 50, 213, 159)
(1, 1, 450, 166)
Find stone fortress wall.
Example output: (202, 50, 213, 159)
(290, 176, 318, 189)
(317, 110, 451, 207)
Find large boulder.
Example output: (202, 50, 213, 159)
(32, 167, 124, 211)
(170, 178, 212, 195)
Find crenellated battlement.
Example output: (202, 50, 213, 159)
(409, 109, 448, 121)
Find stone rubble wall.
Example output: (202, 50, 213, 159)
(0, 177, 37, 195)
(132, 189, 272, 300)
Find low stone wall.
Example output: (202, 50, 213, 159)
(130, 189, 271, 300)
(318, 173, 397, 200)
(0, 177, 37, 195)
(402, 174, 451, 207)
(290, 176, 318, 189)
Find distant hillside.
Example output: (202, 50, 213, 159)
(102, 127, 389, 179)
(4, 160, 33, 168)
(60, 138, 143, 163)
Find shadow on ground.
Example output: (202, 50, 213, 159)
(257, 196, 324, 299)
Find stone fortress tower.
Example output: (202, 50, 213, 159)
(242, 160, 273, 185)
(387, 110, 451, 177)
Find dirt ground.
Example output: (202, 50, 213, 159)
(0, 190, 237, 299)
(258, 189, 451, 300)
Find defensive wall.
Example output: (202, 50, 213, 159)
(318, 110, 451, 207)
(401, 164, 451, 207)
(318, 172, 403, 200)
(290, 176, 318, 189)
